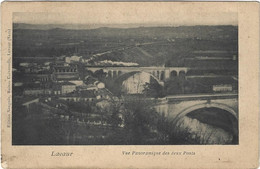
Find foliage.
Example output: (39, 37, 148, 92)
(164, 75, 197, 95)
(67, 102, 92, 114)
(107, 102, 123, 127)
(143, 80, 165, 98)
(93, 69, 107, 79)
(121, 95, 159, 144)
(12, 103, 65, 145)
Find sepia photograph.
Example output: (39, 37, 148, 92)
(11, 11, 238, 145)
(2, 2, 259, 169)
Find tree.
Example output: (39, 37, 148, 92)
(60, 120, 79, 145)
(121, 95, 159, 144)
(67, 102, 92, 114)
(164, 78, 182, 94)
(143, 81, 165, 98)
(107, 102, 123, 128)
(94, 69, 107, 79)
(13, 103, 66, 145)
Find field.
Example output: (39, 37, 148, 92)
(13, 25, 238, 68)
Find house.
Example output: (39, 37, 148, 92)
(69, 80, 84, 86)
(65, 55, 82, 63)
(21, 73, 51, 83)
(52, 82, 76, 95)
(24, 66, 40, 73)
(60, 82, 76, 94)
(24, 88, 45, 96)
(213, 84, 232, 92)
(23, 83, 52, 96)
(77, 84, 97, 91)
(19, 62, 36, 67)
(52, 64, 79, 81)
(58, 90, 96, 102)
(52, 84, 62, 95)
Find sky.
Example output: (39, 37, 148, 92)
(13, 11, 238, 28)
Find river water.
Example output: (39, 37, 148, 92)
(175, 116, 234, 144)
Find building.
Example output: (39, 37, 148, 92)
(52, 84, 62, 95)
(19, 62, 36, 67)
(24, 66, 40, 73)
(78, 84, 98, 91)
(83, 76, 105, 91)
(24, 88, 44, 96)
(23, 88, 52, 96)
(65, 55, 82, 63)
(20, 73, 51, 83)
(52, 82, 76, 95)
(60, 82, 76, 94)
(52, 64, 80, 81)
(23, 83, 52, 96)
(58, 90, 96, 102)
(213, 84, 232, 92)
(69, 80, 84, 86)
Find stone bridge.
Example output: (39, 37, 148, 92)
(86, 66, 189, 83)
(154, 93, 238, 133)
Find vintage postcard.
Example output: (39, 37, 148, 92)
(1, 1, 259, 169)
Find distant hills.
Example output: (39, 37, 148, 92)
(14, 23, 186, 30)
(13, 23, 108, 30)
(13, 23, 238, 40)
(13, 23, 238, 67)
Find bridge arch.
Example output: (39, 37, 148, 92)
(118, 70, 122, 76)
(174, 102, 237, 123)
(116, 71, 164, 86)
(160, 71, 165, 81)
(179, 70, 186, 77)
(115, 71, 164, 94)
(168, 102, 238, 144)
(172, 102, 238, 139)
(170, 70, 177, 77)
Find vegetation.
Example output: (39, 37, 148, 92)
(12, 24, 238, 145)
(13, 25, 238, 67)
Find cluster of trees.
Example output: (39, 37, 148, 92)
(91, 69, 123, 96)
(143, 75, 201, 97)
(67, 102, 92, 114)
(13, 96, 234, 145)
(119, 96, 159, 144)
(12, 96, 162, 145)
(12, 103, 65, 145)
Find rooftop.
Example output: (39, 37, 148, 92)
(63, 90, 96, 98)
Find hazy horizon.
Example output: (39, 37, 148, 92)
(13, 22, 238, 30)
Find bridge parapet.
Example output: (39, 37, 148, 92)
(86, 66, 190, 81)
(165, 93, 238, 102)
(154, 93, 238, 122)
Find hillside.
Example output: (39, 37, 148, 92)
(13, 24, 238, 67)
